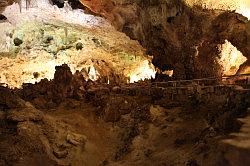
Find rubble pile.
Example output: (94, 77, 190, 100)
(16, 64, 86, 108)
(0, 85, 92, 165)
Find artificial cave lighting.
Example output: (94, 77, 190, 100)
(128, 60, 156, 83)
(88, 65, 100, 81)
(217, 40, 247, 76)
(1, 1, 250, 165)
(162, 70, 174, 77)
(185, 0, 250, 20)
(237, 5, 250, 20)
(0, 0, 156, 88)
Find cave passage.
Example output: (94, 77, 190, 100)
(0, 0, 249, 166)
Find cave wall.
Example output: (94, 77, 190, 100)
(80, 0, 250, 79)
(0, 0, 15, 12)
(114, 0, 249, 79)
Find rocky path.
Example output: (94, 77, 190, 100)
(222, 87, 250, 166)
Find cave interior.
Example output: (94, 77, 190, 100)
(0, 0, 250, 165)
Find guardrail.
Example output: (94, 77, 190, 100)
(151, 74, 250, 88)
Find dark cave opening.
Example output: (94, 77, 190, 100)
(50, 0, 85, 9)
(0, 14, 7, 20)
(51, 0, 64, 8)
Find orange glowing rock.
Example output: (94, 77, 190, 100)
(217, 40, 247, 76)
(79, 0, 115, 20)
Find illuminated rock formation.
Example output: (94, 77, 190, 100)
(217, 40, 247, 76)
(0, 0, 156, 88)
(185, 0, 250, 20)
(78, 0, 250, 79)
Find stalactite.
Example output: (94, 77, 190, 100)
(26, 0, 28, 10)
(16, 0, 31, 12)
(17, 0, 22, 12)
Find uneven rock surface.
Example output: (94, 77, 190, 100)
(0, 0, 156, 88)
(0, 64, 249, 165)
(0, 1, 250, 165)
(222, 107, 250, 166)
(79, 0, 250, 79)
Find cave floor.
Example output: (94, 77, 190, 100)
(0, 67, 249, 165)
(0, 95, 246, 166)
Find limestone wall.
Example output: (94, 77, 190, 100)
(184, 0, 250, 19)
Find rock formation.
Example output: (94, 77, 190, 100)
(79, 0, 250, 79)
(0, 1, 249, 165)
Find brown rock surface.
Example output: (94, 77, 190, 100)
(79, 0, 250, 79)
